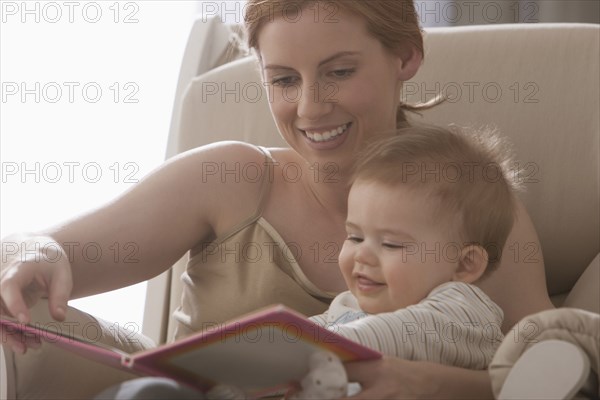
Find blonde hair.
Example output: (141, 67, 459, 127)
(243, 0, 436, 126)
(352, 125, 520, 271)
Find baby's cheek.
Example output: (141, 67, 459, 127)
(337, 243, 354, 279)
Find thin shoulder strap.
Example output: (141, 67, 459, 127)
(254, 145, 275, 218)
(213, 145, 275, 243)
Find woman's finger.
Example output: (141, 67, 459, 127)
(343, 359, 381, 387)
(48, 261, 72, 321)
(0, 271, 34, 323)
(341, 357, 423, 400)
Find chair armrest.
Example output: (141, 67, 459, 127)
(3, 299, 155, 400)
(489, 308, 599, 399)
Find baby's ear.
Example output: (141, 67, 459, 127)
(453, 244, 488, 284)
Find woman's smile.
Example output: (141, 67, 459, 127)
(299, 122, 352, 149)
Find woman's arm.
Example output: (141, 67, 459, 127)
(343, 357, 494, 400)
(476, 198, 554, 333)
(1, 141, 268, 322)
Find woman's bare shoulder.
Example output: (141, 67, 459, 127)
(168, 141, 288, 236)
(172, 140, 274, 165)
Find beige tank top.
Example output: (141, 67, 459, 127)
(173, 147, 337, 340)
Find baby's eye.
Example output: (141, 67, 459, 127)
(382, 242, 404, 249)
(346, 235, 363, 243)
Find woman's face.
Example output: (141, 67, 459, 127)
(257, 5, 409, 171)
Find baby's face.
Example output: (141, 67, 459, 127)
(339, 180, 462, 314)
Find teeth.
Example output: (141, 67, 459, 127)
(305, 123, 348, 142)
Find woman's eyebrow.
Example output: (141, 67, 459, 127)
(317, 51, 361, 66)
(263, 51, 361, 71)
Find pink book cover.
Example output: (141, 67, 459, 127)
(1, 305, 381, 397)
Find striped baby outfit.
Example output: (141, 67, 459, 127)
(309, 281, 504, 369)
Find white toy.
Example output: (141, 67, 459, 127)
(290, 351, 350, 400)
(205, 351, 361, 400)
(205, 384, 247, 400)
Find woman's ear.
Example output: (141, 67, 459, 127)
(395, 44, 423, 81)
(453, 245, 489, 284)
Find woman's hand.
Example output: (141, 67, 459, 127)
(1, 235, 72, 353)
(342, 356, 494, 400)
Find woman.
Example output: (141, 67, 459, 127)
(0, 1, 554, 398)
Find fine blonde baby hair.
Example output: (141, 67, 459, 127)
(352, 125, 520, 271)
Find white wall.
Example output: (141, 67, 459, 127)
(1, 1, 199, 331)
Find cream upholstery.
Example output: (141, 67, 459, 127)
(2, 18, 598, 400)
(149, 20, 600, 344)
(489, 308, 600, 398)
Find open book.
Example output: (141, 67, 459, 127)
(0, 305, 381, 397)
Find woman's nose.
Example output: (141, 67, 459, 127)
(297, 81, 334, 120)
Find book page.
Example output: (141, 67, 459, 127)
(171, 324, 331, 390)
(131, 305, 381, 394)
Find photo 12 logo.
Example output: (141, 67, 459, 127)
(414, 1, 539, 24)
(402, 81, 540, 105)
(1, 161, 140, 184)
(1, 240, 141, 264)
(1, 82, 140, 104)
(1, 1, 140, 24)
(0, 320, 142, 345)
(199, 1, 341, 24)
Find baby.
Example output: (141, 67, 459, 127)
(296, 124, 519, 398)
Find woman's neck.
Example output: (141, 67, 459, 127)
(269, 147, 351, 221)
(302, 163, 351, 221)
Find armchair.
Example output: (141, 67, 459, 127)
(2, 18, 598, 400)
(148, 18, 600, 346)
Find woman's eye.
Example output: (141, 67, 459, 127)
(329, 68, 355, 79)
(270, 76, 298, 87)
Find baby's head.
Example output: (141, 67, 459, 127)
(339, 125, 519, 314)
